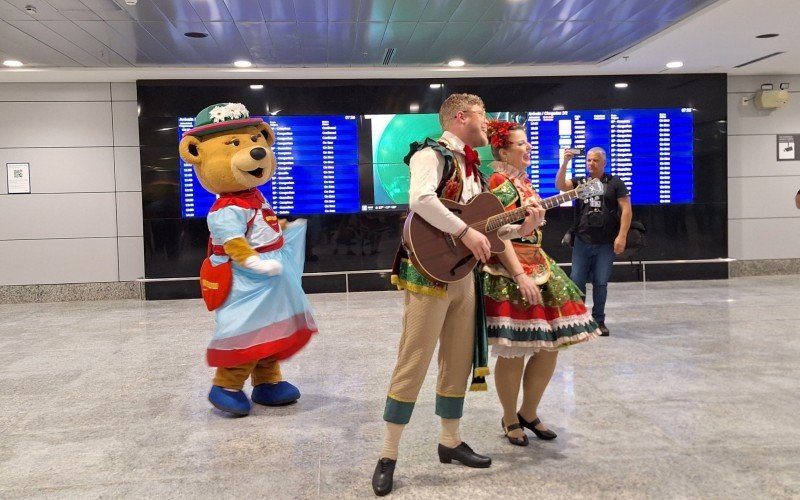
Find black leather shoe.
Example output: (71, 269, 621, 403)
(518, 413, 557, 440)
(598, 322, 610, 336)
(372, 458, 396, 496)
(437, 442, 491, 468)
(502, 417, 529, 447)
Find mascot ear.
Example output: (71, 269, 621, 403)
(179, 135, 202, 165)
(257, 122, 275, 147)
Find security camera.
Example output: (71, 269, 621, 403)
(125, 0, 137, 5)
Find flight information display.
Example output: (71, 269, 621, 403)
(527, 108, 694, 203)
(178, 107, 694, 217)
(178, 115, 360, 217)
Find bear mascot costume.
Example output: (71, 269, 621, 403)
(179, 102, 318, 417)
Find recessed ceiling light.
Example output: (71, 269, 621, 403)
(233, 60, 252, 68)
(666, 61, 683, 69)
(755, 33, 779, 38)
(614, 82, 628, 88)
(3, 60, 23, 67)
(184, 32, 208, 38)
(409, 103, 420, 112)
(250, 84, 264, 90)
(429, 83, 442, 89)
(447, 59, 465, 67)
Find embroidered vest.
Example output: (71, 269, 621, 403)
(391, 139, 485, 297)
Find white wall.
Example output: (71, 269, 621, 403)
(727, 75, 800, 261)
(0, 83, 143, 285)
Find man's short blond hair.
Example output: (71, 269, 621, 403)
(439, 93, 485, 129)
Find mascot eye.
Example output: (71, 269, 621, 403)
(224, 138, 240, 147)
(251, 135, 259, 142)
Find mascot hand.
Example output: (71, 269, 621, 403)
(244, 256, 283, 276)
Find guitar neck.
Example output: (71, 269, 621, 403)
(486, 188, 581, 231)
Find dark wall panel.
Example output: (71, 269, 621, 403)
(138, 74, 727, 299)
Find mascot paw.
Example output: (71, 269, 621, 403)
(251, 381, 301, 406)
(208, 386, 251, 416)
(244, 256, 283, 276)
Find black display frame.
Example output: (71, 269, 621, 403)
(138, 74, 727, 299)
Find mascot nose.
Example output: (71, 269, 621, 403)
(250, 147, 267, 160)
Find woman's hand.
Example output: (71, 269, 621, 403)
(518, 200, 546, 236)
(515, 273, 542, 305)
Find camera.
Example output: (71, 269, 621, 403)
(587, 211, 604, 227)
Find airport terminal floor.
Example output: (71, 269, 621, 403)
(1, 275, 798, 498)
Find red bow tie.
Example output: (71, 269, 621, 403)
(463, 145, 481, 180)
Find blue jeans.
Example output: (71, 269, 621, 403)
(570, 237, 615, 323)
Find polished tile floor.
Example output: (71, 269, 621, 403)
(1, 275, 799, 499)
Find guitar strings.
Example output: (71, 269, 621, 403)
(460, 180, 600, 231)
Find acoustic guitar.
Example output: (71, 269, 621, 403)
(402, 178, 604, 283)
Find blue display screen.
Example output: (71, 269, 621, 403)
(178, 107, 694, 218)
(527, 108, 694, 204)
(178, 115, 360, 218)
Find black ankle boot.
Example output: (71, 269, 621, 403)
(372, 457, 396, 496)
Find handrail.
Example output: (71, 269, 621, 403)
(135, 258, 735, 289)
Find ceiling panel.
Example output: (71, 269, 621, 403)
(187, 0, 233, 22)
(265, 22, 301, 64)
(359, 0, 396, 22)
(400, 22, 447, 64)
(0, 20, 82, 66)
(0, 0, 30, 21)
(379, 21, 415, 54)
(221, 0, 262, 22)
(140, 0, 202, 23)
(327, 0, 360, 22)
(141, 21, 209, 65)
(235, 22, 275, 63)
(4, 0, 67, 21)
(256, 0, 295, 22)
(352, 22, 389, 64)
(388, 0, 426, 22)
(0, 0, 768, 73)
(450, 0, 496, 23)
(326, 22, 357, 65)
(4, 19, 106, 66)
(106, 21, 181, 65)
(203, 21, 251, 60)
(40, 20, 132, 66)
(294, 0, 327, 22)
(471, 21, 534, 64)
(426, 22, 487, 64)
(419, 1, 461, 22)
(79, 0, 131, 21)
(74, 20, 153, 64)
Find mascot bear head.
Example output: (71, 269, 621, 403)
(178, 103, 276, 195)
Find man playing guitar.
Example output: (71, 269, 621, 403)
(372, 94, 544, 496)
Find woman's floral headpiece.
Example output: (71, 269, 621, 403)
(487, 120, 516, 149)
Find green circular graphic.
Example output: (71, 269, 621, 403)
(374, 114, 493, 204)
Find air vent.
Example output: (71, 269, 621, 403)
(382, 48, 396, 66)
(734, 51, 784, 69)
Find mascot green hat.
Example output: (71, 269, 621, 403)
(184, 103, 263, 137)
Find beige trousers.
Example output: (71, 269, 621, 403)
(384, 275, 476, 424)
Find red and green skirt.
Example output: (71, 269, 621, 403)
(481, 245, 599, 357)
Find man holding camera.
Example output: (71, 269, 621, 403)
(556, 147, 631, 336)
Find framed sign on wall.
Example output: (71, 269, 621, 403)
(6, 162, 31, 194)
